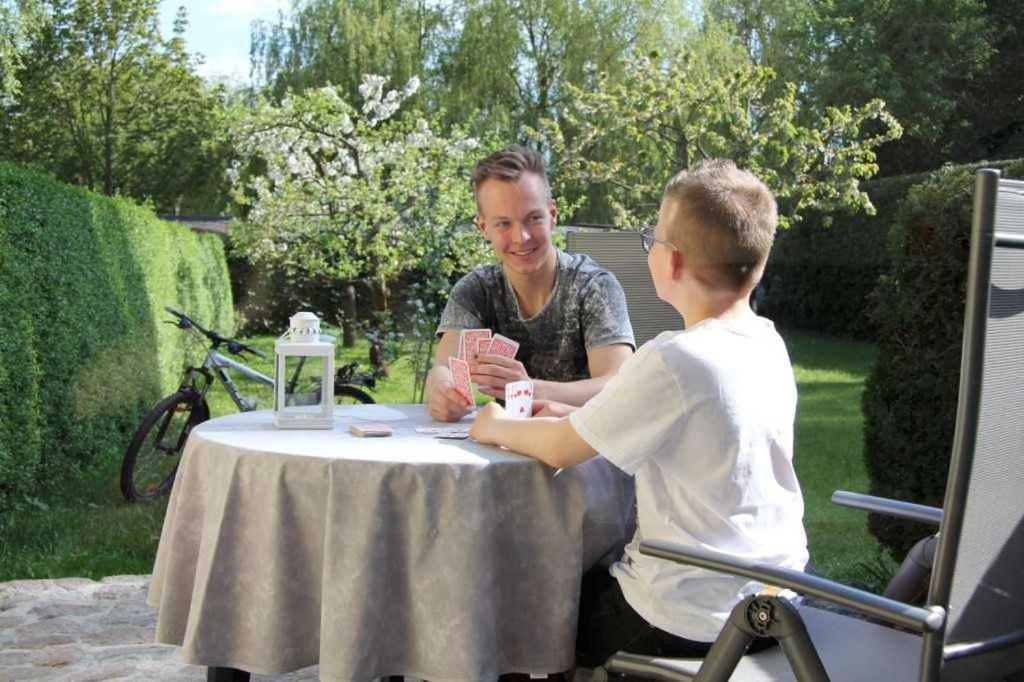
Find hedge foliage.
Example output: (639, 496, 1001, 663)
(0, 163, 233, 509)
(861, 159, 1024, 557)
(763, 159, 1024, 339)
(762, 174, 930, 339)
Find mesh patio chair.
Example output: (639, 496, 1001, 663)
(592, 168, 1024, 682)
(565, 228, 680, 347)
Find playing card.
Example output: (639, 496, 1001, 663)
(448, 356, 474, 404)
(349, 422, 393, 437)
(504, 379, 534, 419)
(487, 333, 519, 359)
(461, 329, 492, 361)
(476, 336, 492, 357)
(415, 425, 471, 439)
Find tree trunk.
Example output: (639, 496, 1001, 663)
(341, 282, 357, 348)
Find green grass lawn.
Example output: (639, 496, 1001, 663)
(785, 333, 896, 589)
(0, 330, 894, 587)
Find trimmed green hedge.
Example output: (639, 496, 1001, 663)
(861, 159, 1024, 557)
(762, 159, 1024, 339)
(763, 175, 931, 339)
(0, 163, 233, 509)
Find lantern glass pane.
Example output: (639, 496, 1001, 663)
(281, 355, 327, 414)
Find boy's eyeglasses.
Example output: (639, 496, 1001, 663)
(639, 226, 678, 254)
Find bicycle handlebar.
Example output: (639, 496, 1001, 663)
(163, 306, 267, 358)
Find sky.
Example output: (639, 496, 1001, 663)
(158, 0, 291, 84)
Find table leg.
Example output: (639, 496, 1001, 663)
(207, 667, 250, 682)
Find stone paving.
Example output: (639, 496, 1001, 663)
(0, 575, 318, 681)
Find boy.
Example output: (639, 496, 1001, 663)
(426, 145, 635, 422)
(470, 159, 809, 665)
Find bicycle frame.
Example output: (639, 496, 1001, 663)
(201, 348, 273, 412)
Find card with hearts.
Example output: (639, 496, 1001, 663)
(504, 379, 534, 419)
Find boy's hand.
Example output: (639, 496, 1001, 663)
(531, 400, 577, 419)
(426, 365, 473, 422)
(470, 353, 529, 399)
(469, 402, 506, 445)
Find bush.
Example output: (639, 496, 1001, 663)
(764, 159, 1024, 339)
(0, 163, 233, 509)
(861, 159, 1024, 557)
(763, 174, 927, 339)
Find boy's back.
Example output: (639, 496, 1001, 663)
(570, 315, 808, 642)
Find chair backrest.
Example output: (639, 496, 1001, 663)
(565, 228, 680, 346)
(923, 169, 1024, 681)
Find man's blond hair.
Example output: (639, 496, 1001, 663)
(470, 145, 550, 205)
(663, 159, 778, 292)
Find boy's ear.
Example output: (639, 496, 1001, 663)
(475, 214, 489, 241)
(669, 249, 684, 281)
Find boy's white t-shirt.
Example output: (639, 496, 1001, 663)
(569, 316, 809, 642)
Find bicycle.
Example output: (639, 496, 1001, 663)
(120, 306, 380, 502)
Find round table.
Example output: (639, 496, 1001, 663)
(148, 405, 635, 680)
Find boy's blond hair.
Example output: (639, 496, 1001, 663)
(663, 159, 778, 292)
(470, 144, 551, 205)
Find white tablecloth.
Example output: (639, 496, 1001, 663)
(148, 405, 635, 680)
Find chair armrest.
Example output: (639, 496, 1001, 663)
(639, 540, 945, 634)
(831, 490, 943, 526)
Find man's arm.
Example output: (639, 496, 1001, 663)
(536, 342, 632, 405)
(472, 342, 632, 406)
(470, 402, 596, 468)
(425, 331, 473, 422)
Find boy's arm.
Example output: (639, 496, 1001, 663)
(470, 403, 597, 468)
(426, 331, 473, 422)
(473, 342, 632, 406)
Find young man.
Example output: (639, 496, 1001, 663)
(426, 145, 635, 422)
(471, 159, 808, 665)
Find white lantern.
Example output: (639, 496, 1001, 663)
(273, 312, 336, 429)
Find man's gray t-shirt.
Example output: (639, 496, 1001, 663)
(436, 250, 635, 382)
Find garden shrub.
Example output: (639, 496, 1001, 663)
(764, 160, 1024, 339)
(0, 163, 233, 509)
(861, 159, 1024, 557)
(763, 174, 926, 339)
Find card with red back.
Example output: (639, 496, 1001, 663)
(461, 329, 492, 361)
(349, 422, 393, 437)
(488, 333, 520, 359)
(504, 380, 534, 419)
(476, 336, 493, 357)
(448, 356, 474, 405)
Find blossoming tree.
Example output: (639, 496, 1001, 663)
(229, 74, 491, 358)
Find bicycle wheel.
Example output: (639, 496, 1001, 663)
(335, 385, 375, 405)
(120, 390, 210, 502)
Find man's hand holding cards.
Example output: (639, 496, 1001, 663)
(468, 332, 530, 400)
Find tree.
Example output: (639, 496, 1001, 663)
(532, 46, 902, 228)
(250, 0, 446, 105)
(708, 0, 996, 175)
(0, 0, 43, 101)
(437, 0, 693, 136)
(228, 74, 492, 344)
(0, 1, 230, 212)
